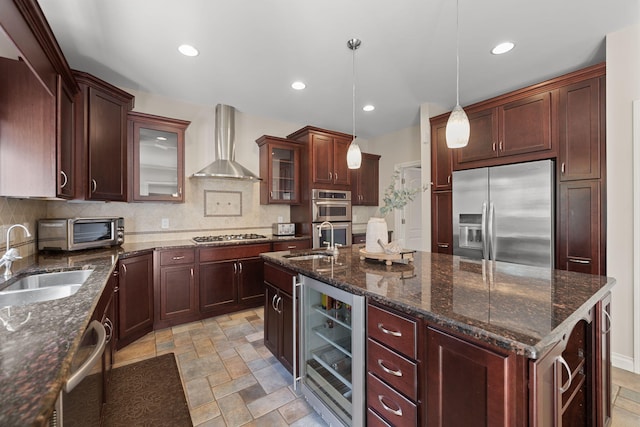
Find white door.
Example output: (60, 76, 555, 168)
(397, 166, 423, 251)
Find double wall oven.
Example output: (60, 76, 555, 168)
(311, 189, 352, 249)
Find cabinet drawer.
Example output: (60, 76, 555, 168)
(159, 249, 194, 266)
(199, 243, 271, 262)
(272, 239, 311, 251)
(367, 373, 417, 427)
(368, 338, 418, 401)
(368, 304, 417, 359)
(367, 408, 392, 427)
(264, 262, 296, 294)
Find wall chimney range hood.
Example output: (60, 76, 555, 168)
(192, 104, 260, 180)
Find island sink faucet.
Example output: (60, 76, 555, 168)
(1, 224, 31, 278)
(318, 221, 340, 257)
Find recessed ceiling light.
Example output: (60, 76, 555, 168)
(363, 105, 375, 112)
(178, 44, 199, 57)
(291, 81, 306, 90)
(491, 41, 515, 55)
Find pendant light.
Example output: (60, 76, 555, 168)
(445, 0, 470, 148)
(347, 38, 362, 169)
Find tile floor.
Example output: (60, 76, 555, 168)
(114, 307, 640, 427)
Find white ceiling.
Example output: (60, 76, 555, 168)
(38, 0, 639, 139)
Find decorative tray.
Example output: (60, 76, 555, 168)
(359, 248, 415, 265)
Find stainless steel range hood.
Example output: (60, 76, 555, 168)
(192, 104, 260, 180)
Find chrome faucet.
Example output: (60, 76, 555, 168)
(1, 224, 31, 278)
(318, 221, 339, 257)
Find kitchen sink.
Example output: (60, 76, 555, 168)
(283, 253, 332, 261)
(0, 269, 94, 307)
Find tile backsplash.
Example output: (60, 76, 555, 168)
(0, 197, 47, 257)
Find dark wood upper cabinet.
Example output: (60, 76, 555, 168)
(256, 135, 302, 204)
(287, 126, 353, 191)
(430, 118, 454, 191)
(128, 111, 190, 203)
(558, 77, 602, 181)
(454, 91, 553, 169)
(74, 71, 134, 202)
(57, 76, 77, 198)
(351, 152, 381, 205)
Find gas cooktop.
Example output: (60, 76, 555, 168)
(192, 234, 267, 244)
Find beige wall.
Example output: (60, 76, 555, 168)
(606, 23, 640, 371)
(0, 198, 46, 256)
(46, 89, 305, 242)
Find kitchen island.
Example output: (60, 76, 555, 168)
(261, 245, 616, 426)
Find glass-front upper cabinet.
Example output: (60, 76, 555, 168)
(128, 112, 190, 202)
(256, 135, 301, 204)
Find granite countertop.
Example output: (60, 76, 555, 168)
(261, 245, 616, 359)
(0, 235, 309, 427)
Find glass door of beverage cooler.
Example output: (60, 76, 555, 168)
(298, 275, 364, 427)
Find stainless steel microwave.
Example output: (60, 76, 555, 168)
(311, 189, 352, 222)
(38, 217, 124, 251)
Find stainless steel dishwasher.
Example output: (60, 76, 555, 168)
(49, 320, 107, 427)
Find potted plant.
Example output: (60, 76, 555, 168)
(366, 170, 427, 253)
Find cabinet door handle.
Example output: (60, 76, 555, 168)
(377, 359, 403, 377)
(561, 162, 566, 174)
(270, 191, 274, 199)
(499, 141, 503, 151)
(121, 264, 127, 276)
(178, 187, 182, 196)
(558, 355, 572, 393)
(568, 258, 590, 265)
(190, 268, 194, 278)
(447, 175, 451, 184)
(377, 323, 402, 337)
(238, 262, 243, 274)
(91, 179, 97, 193)
(603, 310, 612, 334)
(277, 296, 283, 313)
(172, 256, 185, 260)
(335, 172, 338, 181)
(233, 262, 238, 274)
(272, 293, 279, 311)
(378, 395, 403, 417)
(437, 243, 449, 248)
(104, 318, 113, 343)
(492, 142, 497, 152)
(60, 171, 68, 189)
(329, 172, 333, 180)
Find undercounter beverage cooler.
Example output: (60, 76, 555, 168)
(295, 275, 365, 426)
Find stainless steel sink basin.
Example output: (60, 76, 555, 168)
(0, 269, 94, 307)
(283, 253, 332, 261)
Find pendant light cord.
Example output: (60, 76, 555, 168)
(352, 40, 356, 139)
(456, 0, 460, 106)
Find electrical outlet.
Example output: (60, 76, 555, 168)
(161, 218, 169, 229)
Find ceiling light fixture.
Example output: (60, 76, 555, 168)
(291, 81, 306, 90)
(178, 44, 199, 57)
(363, 105, 375, 112)
(491, 41, 515, 55)
(445, 0, 470, 149)
(347, 38, 362, 169)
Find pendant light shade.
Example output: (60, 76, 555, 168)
(446, 0, 470, 148)
(347, 38, 362, 169)
(446, 104, 470, 148)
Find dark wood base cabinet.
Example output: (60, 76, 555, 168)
(366, 296, 611, 427)
(263, 262, 298, 375)
(117, 253, 153, 349)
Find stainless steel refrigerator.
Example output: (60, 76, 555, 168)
(452, 159, 554, 267)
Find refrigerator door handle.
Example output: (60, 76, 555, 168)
(481, 201, 488, 260)
(488, 202, 496, 260)
(292, 275, 302, 390)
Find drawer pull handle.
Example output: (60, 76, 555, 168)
(602, 310, 612, 334)
(287, 245, 297, 249)
(558, 355, 572, 393)
(378, 323, 402, 337)
(437, 243, 449, 248)
(172, 256, 185, 260)
(378, 359, 402, 377)
(568, 258, 590, 264)
(378, 395, 403, 417)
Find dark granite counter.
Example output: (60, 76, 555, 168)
(261, 245, 616, 359)
(0, 235, 309, 427)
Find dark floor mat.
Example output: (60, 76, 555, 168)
(103, 353, 192, 427)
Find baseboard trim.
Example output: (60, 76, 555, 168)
(612, 352, 636, 373)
